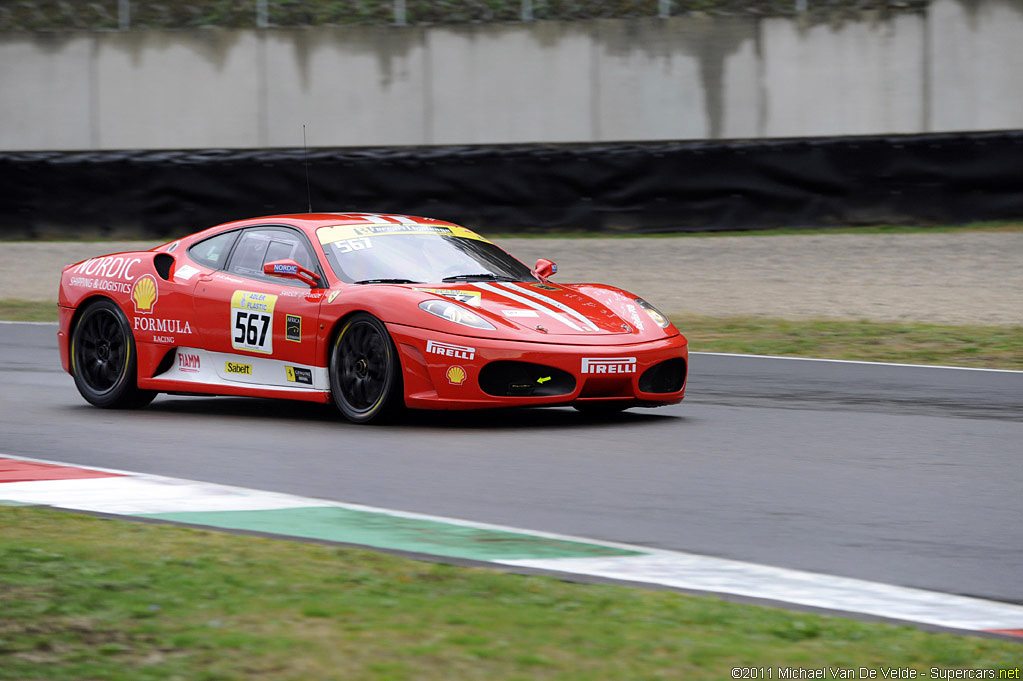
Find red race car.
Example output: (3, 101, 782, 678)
(58, 213, 687, 423)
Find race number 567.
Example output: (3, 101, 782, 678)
(233, 310, 271, 353)
(230, 290, 278, 354)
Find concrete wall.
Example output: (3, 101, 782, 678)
(1, 0, 1021, 151)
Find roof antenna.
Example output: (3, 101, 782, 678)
(302, 124, 313, 214)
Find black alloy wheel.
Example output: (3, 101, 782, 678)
(329, 313, 403, 424)
(71, 299, 156, 409)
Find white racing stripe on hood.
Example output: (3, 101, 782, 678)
(500, 283, 600, 332)
(473, 282, 584, 332)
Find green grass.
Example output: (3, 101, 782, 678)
(4, 299, 1018, 369)
(677, 315, 1023, 370)
(0, 506, 1018, 681)
(0, 299, 57, 322)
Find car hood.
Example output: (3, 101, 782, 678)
(410, 281, 656, 338)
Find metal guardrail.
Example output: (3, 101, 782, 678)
(0, 0, 931, 31)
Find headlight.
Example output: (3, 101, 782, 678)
(635, 298, 670, 329)
(419, 299, 496, 331)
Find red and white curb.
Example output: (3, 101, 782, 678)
(1, 453, 1021, 637)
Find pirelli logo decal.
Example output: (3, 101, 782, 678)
(425, 340, 475, 361)
(581, 357, 636, 375)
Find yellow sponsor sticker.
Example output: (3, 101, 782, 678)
(231, 290, 278, 314)
(131, 274, 159, 314)
(225, 361, 252, 375)
(446, 365, 467, 386)
(317, 223, 491, 245)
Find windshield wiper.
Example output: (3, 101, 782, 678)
(442, 273, 520, 282)
(354, 278, 421, 285)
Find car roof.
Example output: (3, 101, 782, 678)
(214, 212, 461, 234)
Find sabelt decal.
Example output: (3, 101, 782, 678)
(285, 366, 313, 385)
(446, 365, 467, 386)
(414, 288, 482, 308)
(286, 314, 302, 343)
(581, 357, 637, 375)
(231, 291, 278, 355)
(177, 352, 200, 373)
(426, 340, 476, 361)
(225, 361, 252, 375)
(131, 274, 158, 314)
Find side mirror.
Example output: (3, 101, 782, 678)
(533, 258, 557, 284)
(264, 259, 321, 287)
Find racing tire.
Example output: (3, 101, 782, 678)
(329, 313, 404, 424)
(572, 402, 631, 415)
(71, 298, 156, 409)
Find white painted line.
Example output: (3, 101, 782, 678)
(690, 351, 1023, 374)
(499, 554, 1023, 632)
(0, 477, 318, 515)
(3, 452, 1022, 633)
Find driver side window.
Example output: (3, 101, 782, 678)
(226, 227, 318, 287)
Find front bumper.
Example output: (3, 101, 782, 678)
(387, 322, 687, 410)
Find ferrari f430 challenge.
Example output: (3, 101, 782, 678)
(58, 213, 687, 423)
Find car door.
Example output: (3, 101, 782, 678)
(191, 225, 327, 391)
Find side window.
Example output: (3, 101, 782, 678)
(188, 230, 239, 269)
(226, 227, 318, 287)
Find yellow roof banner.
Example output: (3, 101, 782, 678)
(317, 223, 492, 245)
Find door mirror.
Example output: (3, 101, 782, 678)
(533, 258, 557, 284)
(264, 259, 321, 287)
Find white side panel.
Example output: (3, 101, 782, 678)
(158, 348, 329, 391)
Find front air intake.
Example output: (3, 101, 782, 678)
(639, 358, 687, 394)
(479, 361, 575, 397)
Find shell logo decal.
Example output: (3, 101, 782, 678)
(446, 365, 467, 386)
(131, 274, 159, 314)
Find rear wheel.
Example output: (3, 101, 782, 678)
(71, 299, 156, 409)
(329, 313, 403, 424)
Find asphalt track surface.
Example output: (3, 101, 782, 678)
(2, 323, 1021, 605)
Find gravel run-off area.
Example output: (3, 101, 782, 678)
(3, 231, 1021, 326)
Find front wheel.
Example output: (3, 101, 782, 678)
(329, 313, 404, 424)
(71, 299, 156, 409)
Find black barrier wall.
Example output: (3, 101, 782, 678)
(2, 131, 1022, 238)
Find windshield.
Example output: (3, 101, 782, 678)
(317, 223, 535, 285)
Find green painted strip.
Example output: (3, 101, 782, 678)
(143, 506, 641, 561)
